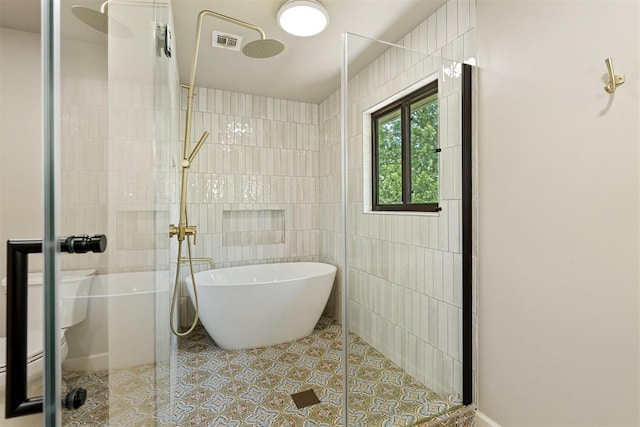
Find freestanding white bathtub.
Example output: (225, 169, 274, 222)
(185, 262, 337, 350)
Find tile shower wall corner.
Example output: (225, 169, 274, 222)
(319, 90, 344, 321)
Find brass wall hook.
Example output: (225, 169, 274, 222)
(604, 57, 625, 94)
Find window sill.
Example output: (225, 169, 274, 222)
(362, 209, 441, 217)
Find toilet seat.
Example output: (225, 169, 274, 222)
(0, 269, 92, 425)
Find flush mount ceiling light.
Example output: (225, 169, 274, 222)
(277, 0, 329, 37)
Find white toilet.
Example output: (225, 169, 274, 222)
(0, 269, 95, 426)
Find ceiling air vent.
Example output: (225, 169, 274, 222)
(212, 31, 243, 52)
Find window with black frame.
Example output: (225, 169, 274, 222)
(372, 80, 439, 212)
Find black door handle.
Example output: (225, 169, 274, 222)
(5, 234, 107, 419)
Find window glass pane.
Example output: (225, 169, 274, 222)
(377, 109, 403, 205)
(410, 94, 438, 204)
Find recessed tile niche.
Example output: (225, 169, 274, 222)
(222, 209, 285, 246)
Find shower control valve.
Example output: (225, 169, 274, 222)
(169, 223, 197, 244)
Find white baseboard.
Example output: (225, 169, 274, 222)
(474, 411, 502, 427)
(62, 352, 108, 372)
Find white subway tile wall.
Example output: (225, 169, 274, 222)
(116, 210, 170, 250)
(177, 88, 322, 325)
(60, 56, 178, 275)
(222, 209, 285, 246)
(178, 87, 321, 268)
(60, 78, 109, 272)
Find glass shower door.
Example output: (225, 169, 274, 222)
(34, 0, 177, 425)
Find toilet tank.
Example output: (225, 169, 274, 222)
(0, 269, 96, 337)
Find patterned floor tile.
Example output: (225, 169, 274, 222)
(62, 316, 465, 426)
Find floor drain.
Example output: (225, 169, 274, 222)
(291, 389, 321, 409)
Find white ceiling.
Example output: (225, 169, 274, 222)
(0, 0, 446, 103)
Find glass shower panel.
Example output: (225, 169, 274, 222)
(343, 32, 471, 426)
(52, 1, 177, 425)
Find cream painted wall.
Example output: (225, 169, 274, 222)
(0, 28, 43, 279)
(476, 1, 639, 426)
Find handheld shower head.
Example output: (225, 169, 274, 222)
(71, 4, 133, 39)
(242, 38, 285, 58)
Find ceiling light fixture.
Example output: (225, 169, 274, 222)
(277, 0, 329, 37)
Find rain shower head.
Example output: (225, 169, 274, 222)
(242, 38, 285, 59)
(71, 3, 134, 39)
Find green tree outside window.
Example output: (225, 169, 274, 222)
(373, 82, 439, 212)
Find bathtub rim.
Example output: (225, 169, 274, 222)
(83, 270, 171, 298)
(185, 262, 337, 287)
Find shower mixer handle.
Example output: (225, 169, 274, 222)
(169, 224, 197, 243)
